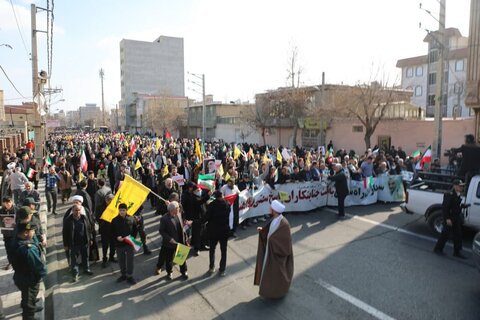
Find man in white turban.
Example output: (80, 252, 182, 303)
(254, 200, 294, 298)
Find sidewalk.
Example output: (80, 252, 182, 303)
(0, 179, 46, 320)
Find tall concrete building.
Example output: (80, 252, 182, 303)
(396, 28, 470, 118)
(120, 36, 185, 130)
(79, 103, 102, 127)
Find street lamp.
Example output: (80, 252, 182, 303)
(0, 44, 13, 49)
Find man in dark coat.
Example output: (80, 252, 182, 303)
(63, 203, 94, 282)
(453, 134, 480, 184)
(204, 191, 231, 276)
(434, 179, 468, 259)
(112, 203, 137, 285)
(181, 182, 210, 255)
(328, 163, 349, 218)
(155, 201, 191, 280)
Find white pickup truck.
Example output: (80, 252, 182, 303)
(401, 173, 480, 235)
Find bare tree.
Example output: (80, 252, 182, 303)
(344, 80, 406, 149)
(242, 102, 272, 146)
(146, 95, 186, 135)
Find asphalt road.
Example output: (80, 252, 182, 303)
(45, 201, 480, 320)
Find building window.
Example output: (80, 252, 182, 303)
(444, 70, 449, 84)
(455, 59, 464, 71)
(429, 50, 438, 63)
(428, 94, 436, 106)
(415, 66, 423, 77)
(352, 125, 363, 132)
(428, 73, 436, 85)
(406, 68, 414, 78)
(454, 82, 464, 94)
(415, 86, 422, 96)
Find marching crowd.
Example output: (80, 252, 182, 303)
(0, 131, 434, 319)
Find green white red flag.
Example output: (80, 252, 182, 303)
(123, 235, 142, 252)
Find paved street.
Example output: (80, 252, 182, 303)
(43, 200, 480, 320)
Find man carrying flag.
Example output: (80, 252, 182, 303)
(112, 203, 137, 285)
(156, 201, 192, 280)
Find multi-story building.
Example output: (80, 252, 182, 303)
(119, 36, 185, 130)
(396, 28, 469, 118)
(66, 110, 80, 128)
(79, 103, 102, 127)
(186, 96, 260, 143)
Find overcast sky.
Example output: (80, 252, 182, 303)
(0, 0, 471, 112)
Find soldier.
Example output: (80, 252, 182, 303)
(10, 221, 47, 320)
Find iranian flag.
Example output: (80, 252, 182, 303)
(198, 173, 215, 180)
(411, 150, 421, 160)
(363, 176, 373, 189)
(416, 146, 432, 170)
(129, 137, 136, 157)
(26, 168, 36, 179)
(45, 155, 53, 167)
(123, 235, 142, 252)
(80, 149, 88, 172)
(198, 179, 215, 191)
(224, 193, 238, 229)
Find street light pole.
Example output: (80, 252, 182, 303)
(433, 0, 446, 161)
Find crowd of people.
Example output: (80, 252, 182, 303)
(0, 131, 467, 319)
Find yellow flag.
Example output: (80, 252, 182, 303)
(279, 191, 290, 201)
(156, 139, 161, 151)
(100, 175, 150, 222)
(162, 164, 169, 177)
(78, 171, 85, 182)
(135, 159, 142, 170)
(173, 243, 190, 265)
(262, 147, 269, 163)
(277, 149, 283, 163)
(234, 145, 241, 160)
(195, 139, 202, 163)
(224, 172, 231, 182)
(217, 163, 224, 177)
(305, 151, 311, 167)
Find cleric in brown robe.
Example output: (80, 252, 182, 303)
(254, 200, 294, 299)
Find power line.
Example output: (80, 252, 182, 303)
(0, 64, 27, 99)
(8, 0, 30, 58)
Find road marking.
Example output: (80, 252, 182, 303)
(324, 208, 472, 253)
(315, 278, 396, 320)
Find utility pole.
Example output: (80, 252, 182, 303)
(31, 3, 44, 162)
(433, 0, 446, 160)
(99, 68, 105, 126)
(116, 104, 119, 130)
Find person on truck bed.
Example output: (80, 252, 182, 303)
(433, 179, 468, 259)
(453, 134, 480, 185)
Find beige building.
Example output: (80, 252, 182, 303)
(396, 28, 469, 118)
(255, 84, 416, 148)
(79, 103, 102, 127)
(186, 97, 260, 143)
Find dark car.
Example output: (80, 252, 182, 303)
(473, 231, 480, 272)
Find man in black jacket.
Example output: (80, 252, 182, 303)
(204, 191, 231, 276)
(328, 163, 349, 218)
(156, 201, 191, 280)
(453, 134, 480, 185)
(181, 182, 210, 255)
(63, 204, 94, 282)
(434, 179, 468, 259)
(112, 203, 137, 285)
